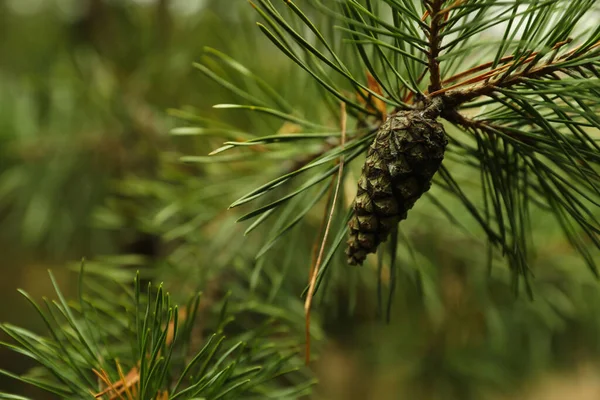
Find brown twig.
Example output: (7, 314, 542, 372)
(439, 39, 600, 106)
(404, 1, 460, 104)
(304, 102, 347, 365)
(444, 110, 536, 145)
(422, 0, 460, 21)
(432, 40, 573, 96)
(398, 22, 597, 125)
(444, 110, 491, 132)
(439, 0, 466, 16)
(440, 54, 524, 86)
(425, 0, 445, 94)
(403, 43, 566, 106)
(93, 363, 140, 399)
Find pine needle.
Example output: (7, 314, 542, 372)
(304, 102, 347, 365)
(93, 363, 140, 400)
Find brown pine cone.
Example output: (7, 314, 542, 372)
(346, 110, 448, 265)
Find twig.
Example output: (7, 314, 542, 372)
(432, 40, 572, 97)
(403, 38, 572, 106)
(405, 1, 457, 104)
(426, 0, 445, 94)
(441, 54, 531, 86)
(445, 110, 535, 145)
(304, 102, 347, 365)
(422, 0, 460, 21)
(440, 39, 600, 105)
(439, 0, 466, 16)
(93, 364, 140, 399)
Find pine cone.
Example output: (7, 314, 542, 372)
(346, 111, 448, 265)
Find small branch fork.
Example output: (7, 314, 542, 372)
(415, 0, 600, 120)
(439, 39, 597, 105)
(304, 102, 347, 364)
(436, 40, 572, 94)
(435, 39, 600, 138)
(288, 9, 599, 172)
(411, 36, 599, 129)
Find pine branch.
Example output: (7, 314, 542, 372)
(170, 0, 600, 298)
(446, 110, 599, 274)
(441, 39, 600, 106)
(0, 267, 314, 399)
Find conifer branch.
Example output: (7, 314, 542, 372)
(440, 39, 600, 107)
(437, 40, 573, 90)
(172, 0, 600, 294)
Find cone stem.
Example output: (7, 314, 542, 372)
(421, 96, 445, 120)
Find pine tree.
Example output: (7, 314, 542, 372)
(2, 0, 600, 399)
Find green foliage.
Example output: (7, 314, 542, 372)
(179, 0, 599, 293)
(0, 0, 262, 258)
(0, 265, 313, 400)
(2, 1, 600, 399)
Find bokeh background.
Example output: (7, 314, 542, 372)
(1, 1, 600, 399)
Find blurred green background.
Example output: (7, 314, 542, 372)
(0, 0, 249, 397)
(2, 1, 600, 399)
